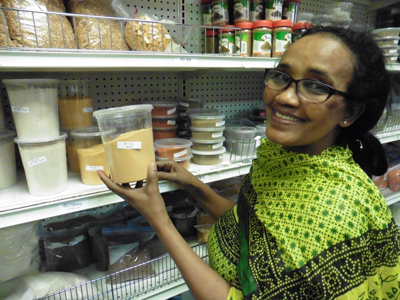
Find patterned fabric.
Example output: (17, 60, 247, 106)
(208, 138, 400, 299)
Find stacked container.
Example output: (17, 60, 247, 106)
(176, 98, 205, 139)
(372, 27, 400, 64)
(154, 138, 193, 170)
(146, 100, 178, 141)
(224, 126, 258, 158)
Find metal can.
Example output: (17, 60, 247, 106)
(212, 0, 230, 26)
(235, 22, 253, 56)
(282, 0, 301, 24)
(292, 21, 312, 43)
(272, 19, 292, 57)
(233, 0, 250, 24)
(250, 0, 265, 22)
(218, 25, 238, 54)
(252, 20, 273, 57)
(202, 0, 213, 26)
(265, 0, 283, 22)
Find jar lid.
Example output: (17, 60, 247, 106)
(220, 25, 236, 32)
(235, 22, 253, 30)
(252, 20, 273, 29)
(292, 21, 312, 31)
(93, 104, 153, 119)
(283, 0, 301, 3)
(202, 0, 212, 3)
(15, 132, 68, 144)
(206, 29, 219, 37)
(272, 19, 293, 28)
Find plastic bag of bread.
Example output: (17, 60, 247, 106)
(0, 0, 75, 48)
(65, 0, 129, 50)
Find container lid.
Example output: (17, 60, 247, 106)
(191, 147, 226, 155)
(206, 29, 219, 37)
(15, 132, 68, 144)
(225, 126, 257, 134)
(187, 108, 220, 116)
(156, 154, 193, 162)
(379, 45, 400, 49)
(252, 20, 273, 29)
(373, 36, 400, 41)
(152, 114, 178, 120)
(190, 136, 226, 144)
(93, 104, 153, 119)
(272, 20, 293, 28)
(190, 113, 226, 120)
(235, 22, 253, 30)
(142, 100, 177, 107)
(71, 126, 101, 138)
(219, 25, 236, 33)
(190, 126, 225, 132)
(2, 79, 59, 89)
(0, 129, 16, 142)
(292, 21, 313, 31)
(154, 138, 193, 149)
(176, 98, 205, 108)
(153, 125, 178, 131)
(372, 27, 400, 35)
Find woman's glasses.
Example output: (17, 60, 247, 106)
(264, 69, 350, 103)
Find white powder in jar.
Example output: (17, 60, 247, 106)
(0, 133, 17, 190)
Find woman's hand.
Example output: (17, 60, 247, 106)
(156, 160, 199, 189)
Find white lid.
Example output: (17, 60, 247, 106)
(191, 147, 226, 155)
(15, 132, 67, 144)
(93, 104, 153, 119)
(190, 126, 225, 132)
(190, 136, 226, 144)
(143, 100, 177, 107)
(190, 113, 226, 120)
(154, 138, 193, 149)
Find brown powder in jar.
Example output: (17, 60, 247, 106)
(66, 139, 80, 173)
(77, 144, 109, 185)
(58, 96, 94, 128)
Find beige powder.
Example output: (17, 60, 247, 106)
(58, 96, 93, 128)
(77, 144, 109, 185)
(66, 139, 80, 173)
(103, 128, 155, 183)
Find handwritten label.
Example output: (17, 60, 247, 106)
(215, 121, 225, 127)
(83, 107, 93, 113)
(12, 106, 29, 113)
(167, 107, 176, 115)
(212, 132, 223, 138)
(59, 201, 89, 213)
(27, 156, 47, 167)
(174, 149, 188, 158)
(167, 120, 176, 125)
(86, 165, 104, 171)
(117, 141, 141, 149)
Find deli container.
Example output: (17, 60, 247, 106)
(380, 45, 400, 55)
(3, 79, 60, 141)
(224, 126, 257, 140)
(143, 100, 177, 117)
(156, 154, 193, 170)
(154, 138, 192, 159)
(384, 54, 399, 64)
(226, 138, 257, 157)
(15, 133, 68, 196)
(375, 37, 400, 47)
(191, 147, 226, 165)
(0, 130, 17, 190)
(152, 115, 177, 128)
(190, 126, 225, 140)
(190, 113, 226, 128)
(153, 126, 177, 140)
(372, 27, 400, 38)
(191, 137, 225, 151)
(176, 98, 205, 109)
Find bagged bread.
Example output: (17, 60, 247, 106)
(0, 10, 15, 47)
(0, 0, 76, 48)
(65, 0, 129, 50)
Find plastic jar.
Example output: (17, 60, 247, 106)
(282, 0, 300, 24)
(265, 0, 283, 22)
(154, 138, 193, 159)
(0, 130, 17, 190)
(62, 127, 80, 173)
(202, 0, 213, 26)
(218, 25, 238, 54)
(190, 127, 225, 140)
(212, 0, 229, 26)
(292, 21, 312, 42)
(156, 154, 192, 170)
(153, 126, 178, 140)
(206, 30, 219, 54)
(177, 97, 205, 109)
(191, 137, 225, 151)
(250, 0, 265, 22)
(191, 147, 226, 165)
(190, 113, 226, 128)
(252, 20, 273, 57)
(235, 22, 253, 56)
(152, 115, 177, 128)
(233, 0, 250, 24)
(272, 19, 292, 57)
(144, 100, 177, 117)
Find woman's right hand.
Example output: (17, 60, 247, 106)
(156, 160, 199, 189)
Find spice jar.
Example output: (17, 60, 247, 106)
(202, 0, 213, 26)
(206, 29, 219, 53)
(272, 19, 292, 57)
(233, 0, 250, 24)
(265, 0, 283, 22)
(212, 0, 229, 26)
(292, 21, 312, 43)
(282, 0, 301, 24)
(235, 22, 253, 56)
(252, 20, 273, 57)
(218, 25, 238, 55)
(250, 0, 264, 22)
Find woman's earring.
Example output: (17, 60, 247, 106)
(343, 120, 348, 125)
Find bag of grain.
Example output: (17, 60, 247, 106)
(0, 10, 15, 47)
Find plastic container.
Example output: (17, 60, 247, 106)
(202, 0, 213, 26)
(3, 79, 60, 142)
(0, 130, 17, 190)
(384, 54, 399, 64)
(375, 37, 400, 47)
(212, 0, 230, 25)
(191, 137, 225, 151)
(250, 0, 265, 22)
(265, 0, 283, 22)
(292, 21, 312, 42)
(235, 22, 253, 56)
(252, 20, 273, 57)
(218, 25, 238, 54)
(297, 12, 313, 22)
(255, 124, 267, 137)
(282, 0, 300, 24)
(191, 147, 226, 165)
(224, 126, 257, 139)
(380, 45, 400, 55)
(311, 14, 334, 26)
(226, 138, 257, 157)
(145, 101, 177, 117)
(154, 138, 193, 158)
(177, 98, 205, 109)
(233, 0, 250, 24)
(190, 113, 226, 128)
(58, 80, 93, 129)
(62, 127, 80, 173)
(325, 2, 352, 26)
(15, 133, 68, 196)
(93, 105, 155, 184)
(372, 27, 400, 38)
(156, 154, 192, 170)
(152, 115, 177, 128)
(194, 224, 213, 243)
(169, 207, 198, 237)
(206, 29, 219, 54)
(71, 126, 109, 185)
(272, 20, 292, 57)
(187, 108, 220, 117)
(190, 126, 225, 140)
(153, 126, 177, 140)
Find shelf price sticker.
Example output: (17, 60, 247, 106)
(175, 57, 196, 65)
(59, 200, 89, 213)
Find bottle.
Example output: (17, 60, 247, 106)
(272, 19, 292, 57)
(250, 0, 265, 22)
(282, 0, 301, 24)
(235, 22, 253, 56)
(233, 0, 250, 24)
(202, 0, 213, 26)
(252, 20, 273, 57)
(265, 0, 283, 22)
(212, 0, 230, 26)
(218, 25, 238, 55)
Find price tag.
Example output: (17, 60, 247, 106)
(12, 106, 29, 113)
(83, 107, 93, 113)
(117, 141, 141, 149)
(59, 201, 89, 213)
(27, 156, 47, 167)
(175, 57, 196, 66)
(86, 165, 104, 171)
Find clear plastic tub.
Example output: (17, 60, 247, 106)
(153, 126, 178, 140)
(15, 133, 68, 196)
(190, 113, 226, 128)
(71, 126, 109, 185)
(58, 80, 94, 129)
(93, 105, 155, 184)
(191, 147, 226, 165)
(152, 115, 177, 128)
(154, 138, 192, 159)
(380, 45, 400, 55)
(177, 98, 205, 109)
(375, 37, 400, 47)
(325, 2, 353, 17)
(0, 130, 17, 190)
(3, 79, 60, 142)
(156, 154, 193, 170)
(224, 126, 257, 140)
(226, 138, 257, 157)
(191, 137, 225, 151)
(144, 100, 177, 117)
(190, 126, 225, 140)
(372, 27, 400, 38)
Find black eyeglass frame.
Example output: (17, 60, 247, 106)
(264, 69, 350, 103)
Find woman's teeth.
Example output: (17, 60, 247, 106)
(276, 111, 299, 122)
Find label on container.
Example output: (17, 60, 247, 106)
(274, 31, 291, 54)
(234, 0, 250, 22)
(165, 34, 171, 39)
(117, 141, 142, 149)
(167, 107, 177, 115)
(12, 106, 29, 113)
(389, 49, 398, 54)
(253, 31, 272, 56)
(203, 3, 212, 26)
(27, 156, 47, 167)
(219, 36, 236, 54)
(236, 33, 250, 56)
(86, 165, 104, 171)
(219, 155, 223, 159)
(212, 132, 223, 138)
(213, 142, 223, 149)
(174, 149, 188, 158)
(265, 0, 282, 21)
(250, 2, 264, 21)
(167, 120, 176, 125)
(179, 101, 189, 107)
(83, 107, 93, 113)
(212, 1, 229, 25)
(215, 120, 225, 127)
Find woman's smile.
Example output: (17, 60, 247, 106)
(273, 109, 304, 123)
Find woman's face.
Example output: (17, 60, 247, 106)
(263, 33, 356, 155)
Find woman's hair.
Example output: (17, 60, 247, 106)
(301, 26, 393, 177)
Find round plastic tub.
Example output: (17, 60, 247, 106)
(224, 126, 257, 140)
(177, 98, 205, 109)
(226, 138, 257, 157)
(93, 104, 155, 184)
(187, 108, 220, 117)
(3, 79, 60, 141)
(384, 54, 399, 64)
(71, 126, 109, 185)
(190, 113, 226, 128)
(15, 133, 68, 196)
(191, 147, 226, 165)
(144, 100, 177, 117)
(156, 154, 192, 170)
(153, 126, 177, 140)
(152, 115, 177, 128)
(0, 130, 17, 190)
(190, 126, 225, 140)
(380, 45, 400, 55)
(62, 127, 80, 173)
(372, 27, 400, 38)
(58, 80, 93, 128)
(154, 138, 192, 159)
(375, 37, 400, 47)
(191, 137, 225, 151)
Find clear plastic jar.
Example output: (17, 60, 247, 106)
(218, 25, 237, 54)
(282, 0, 301, 24)
(265, 0, 283, 22)
(202, 0, 213, 26)
(272, 19, 292, 57)
(233, 0, 250, 24)
(235, 22, 253, 56)
(252, 20, 273, 57)
(250, 0, 264, 22)
(206, 29, 219, 53)
(292, 21, 312, 43)
(212, 0, 229, 26)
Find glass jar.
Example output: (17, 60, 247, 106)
(265, 0, 283, 22)
(252, 20, 273, 57)
(250, 0, 264, 22)
(272, 19, 292, 57)
(206, 29, 219, 53)
(235, 22, 253, 56)
(233, 0, 250, 24)
(282, 0, 301, 24)
(292, 21, 312, 43)
(202, 0, 213, 26)
(212, 0, 230, 26)
(218, 25, 237, 55)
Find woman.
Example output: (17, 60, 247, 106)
(98, 26, 400, 299)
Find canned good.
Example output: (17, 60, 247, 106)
(252, 20, 273, 57)
(282, 0, 301, 24)
(265, 0, 283, 22)
(235, 22, 253, 56)
(250, 0, 265, 22)
(233, 0, 250, 23)
(212, 0, 230, 25)
(272, 19, 292, 57)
